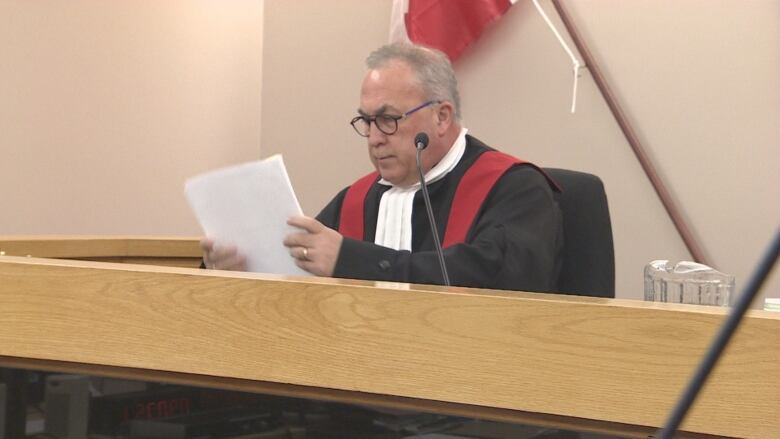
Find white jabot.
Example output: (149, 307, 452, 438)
(374, 127, 468, 251)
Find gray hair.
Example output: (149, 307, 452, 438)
(366, 42, 461, 120)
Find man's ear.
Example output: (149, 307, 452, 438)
(434, 101, 455, 135)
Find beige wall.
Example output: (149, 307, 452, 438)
(2, 1, 777, 302)
(261, 0, 779, 301)
(0, 0, 264, 235)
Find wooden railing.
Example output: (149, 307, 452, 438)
(0, 237, 777, 438)
(0, 235, 202, 267)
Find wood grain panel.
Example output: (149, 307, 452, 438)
(0, 236, 201, 258)
(0, 236, 202, 268)
(0, 256, 777, 437)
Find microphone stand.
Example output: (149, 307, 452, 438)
(657, 227, 780, 438)
(416, 141, 451, 287)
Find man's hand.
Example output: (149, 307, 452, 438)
(200, 238, 247, 271)
(284, 216, 343, 277)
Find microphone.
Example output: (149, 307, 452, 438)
(414, 132, 451, 286)
(415, 132, 429, 150)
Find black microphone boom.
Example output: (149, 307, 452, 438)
(657, 226, 780, 438)
(414, 131, 451, 286)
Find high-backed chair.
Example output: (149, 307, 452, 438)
(544, 168, 615, 298)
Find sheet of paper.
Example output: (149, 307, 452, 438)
(184, 155, 310, 276)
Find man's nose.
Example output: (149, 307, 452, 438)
(366, 122, 387, 146)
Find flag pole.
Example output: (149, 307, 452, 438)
(550, 0, 712, 267)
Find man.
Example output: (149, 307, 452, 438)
(202, 43, 563, 292)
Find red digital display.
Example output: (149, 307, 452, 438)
(122, 397, 192, 421)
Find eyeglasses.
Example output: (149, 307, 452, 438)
(350, 100, 439, 137)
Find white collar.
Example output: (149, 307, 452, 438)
(378, 127, 468, 188)
(374, 127, 468, 251)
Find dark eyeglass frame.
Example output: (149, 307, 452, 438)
(350, 100, 440, 137)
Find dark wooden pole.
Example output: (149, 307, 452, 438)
(551, 0, 712, 266)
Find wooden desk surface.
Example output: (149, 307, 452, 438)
(0, 235, 202, 267)
(1, 255, 777, 438)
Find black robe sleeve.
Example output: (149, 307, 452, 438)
(317, 166, 563, 293)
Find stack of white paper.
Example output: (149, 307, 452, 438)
(184, 155, 310, 276)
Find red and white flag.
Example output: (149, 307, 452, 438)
(389, 0, 518, 62)
(390, 0, 582, 112)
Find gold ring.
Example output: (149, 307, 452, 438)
(302, 247, 309, 260)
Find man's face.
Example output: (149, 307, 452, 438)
(358, 61, 437, 187)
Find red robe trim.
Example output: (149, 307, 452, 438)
(338, 151, 559, 247)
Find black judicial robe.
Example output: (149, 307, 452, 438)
(316, 135, 563, 293)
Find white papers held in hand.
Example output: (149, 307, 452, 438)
(184, 155, 310, 276)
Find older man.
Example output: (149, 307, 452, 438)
(203, 43, 563, 292)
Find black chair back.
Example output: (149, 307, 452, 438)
(545, 168, 615, 298)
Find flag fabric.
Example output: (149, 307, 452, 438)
(389, 0, 516, 62)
